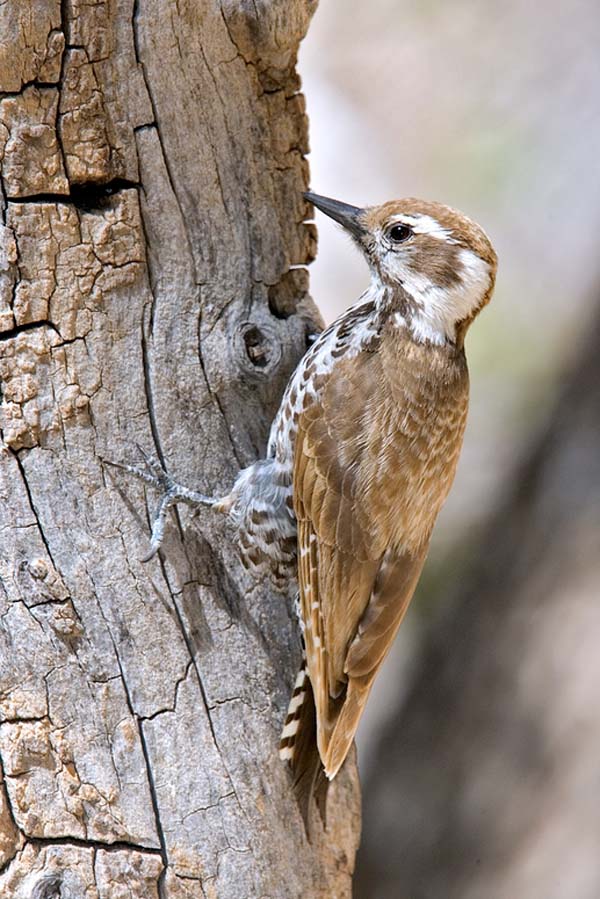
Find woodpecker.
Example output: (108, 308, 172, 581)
(117, 192, 497, 816)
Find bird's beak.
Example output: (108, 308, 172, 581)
(305, 192, 366, 240)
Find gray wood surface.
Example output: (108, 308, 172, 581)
(0, 2, 361, 896)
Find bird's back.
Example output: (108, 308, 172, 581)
(288, 315, 470, 784)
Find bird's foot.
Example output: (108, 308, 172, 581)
(104, 445, 220, 561)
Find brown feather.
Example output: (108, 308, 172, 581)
(293, 325, 469, 778)
(287, 674, 329, 829)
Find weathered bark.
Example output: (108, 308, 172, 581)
(0, 2, 360, 897)
(356, 307, 600, 899)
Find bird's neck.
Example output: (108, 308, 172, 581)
(369, 250, 491, 348)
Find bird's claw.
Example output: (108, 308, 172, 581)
(103, 448, 220, 561)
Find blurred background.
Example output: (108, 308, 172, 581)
(299, 2, 600, 896)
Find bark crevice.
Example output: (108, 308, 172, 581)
(0, 1, 361, 895)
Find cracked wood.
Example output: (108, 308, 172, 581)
(0, 1, 360, 897)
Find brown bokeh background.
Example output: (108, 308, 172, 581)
(300, 2, 600, 896)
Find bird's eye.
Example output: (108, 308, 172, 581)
(387, 223, 412, 243)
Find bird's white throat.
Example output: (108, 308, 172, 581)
(383, 248, 491, 346)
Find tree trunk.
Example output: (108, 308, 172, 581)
(355, 307, 600, 899)
(0, 2, 360, 897)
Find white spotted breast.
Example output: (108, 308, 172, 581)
(268, 289, 383, 473)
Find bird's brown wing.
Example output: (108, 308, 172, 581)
(293, 350, 430, 778)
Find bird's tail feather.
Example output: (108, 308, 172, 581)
(280, 658, 329, 829)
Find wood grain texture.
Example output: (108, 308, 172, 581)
(0, 1, 360, 896)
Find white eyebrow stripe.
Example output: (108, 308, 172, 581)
(388, 213, 457, 242)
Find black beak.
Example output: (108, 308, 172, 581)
(305, 192, 366, 240)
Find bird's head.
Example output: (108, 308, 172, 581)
(306, 192, 497, 347)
